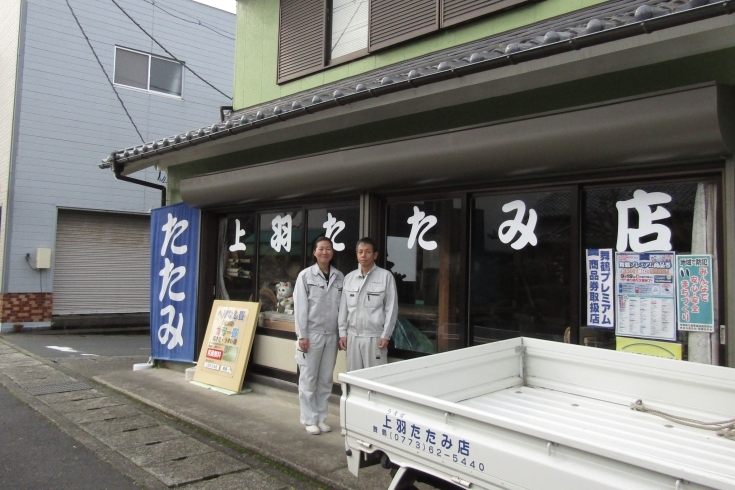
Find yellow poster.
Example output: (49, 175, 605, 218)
(193, 300, 260, 393)
(616, 337, 683, 360)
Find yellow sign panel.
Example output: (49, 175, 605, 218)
(616, 337, 683, 360)
(193, 300, 260, 393)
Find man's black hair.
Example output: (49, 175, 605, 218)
(355, 237, 378, 253)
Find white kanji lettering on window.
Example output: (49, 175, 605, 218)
(406, 206, 437, 251)
(159, 258, 186, 302)
(270, 214, 292, 252)
(498, 200, 537, 250)
(229, 219, 247, 252)
(160, 213, 188, 256)
(323, 213, 346, 251)
(615, 190, 672, 252)
(158, 305, 184, 349)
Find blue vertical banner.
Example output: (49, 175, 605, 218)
(150, 203, 201, 362)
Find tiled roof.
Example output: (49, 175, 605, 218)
(105, 0, 732, 168)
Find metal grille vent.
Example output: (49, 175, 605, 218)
(25, 381, 91, 396)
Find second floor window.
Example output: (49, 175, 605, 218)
(114, 47, 183, 97)
(330, 0, 368, 60)
(279, 0, 532, 84)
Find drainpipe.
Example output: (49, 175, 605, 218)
(102, 153, 167, 207)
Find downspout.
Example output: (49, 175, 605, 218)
(101, 153, 167, 207)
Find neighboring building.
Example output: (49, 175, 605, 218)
(0, 0, 234, 331)
(110, 0, 735, 382)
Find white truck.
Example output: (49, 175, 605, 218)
(339, 337, 735, 490)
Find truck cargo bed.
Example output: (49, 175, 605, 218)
(339, 338, 735, 490)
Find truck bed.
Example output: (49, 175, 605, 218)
(340, 338, 735, 490)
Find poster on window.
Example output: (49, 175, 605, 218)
(193, 300, 260, 393)
(150, 203, 201, 362)
(676, 254, 714, 333)
(586, 249, 614, 328)
(615, 252, 676, 341)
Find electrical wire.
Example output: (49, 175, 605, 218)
(65, 0, 146, 144)
(111, 0, 232, 101)
(139, 0, 235, 41)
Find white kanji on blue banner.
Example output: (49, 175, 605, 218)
(150, 203, 200, 362)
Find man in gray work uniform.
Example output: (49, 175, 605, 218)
(338, 237, 398, 371)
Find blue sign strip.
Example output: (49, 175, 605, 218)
(150, 203, 201, 362)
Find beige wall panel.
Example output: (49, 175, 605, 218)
(252, 335, 297, 374)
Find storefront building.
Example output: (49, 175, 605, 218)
(107, 0, 735, 380)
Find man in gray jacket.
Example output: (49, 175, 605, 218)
(338, 237, 398, 371)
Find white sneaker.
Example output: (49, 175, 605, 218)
(317, 422, 332, 433)
(305, 425, 321, 435)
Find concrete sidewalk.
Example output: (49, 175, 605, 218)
(94, 368, 395, 490)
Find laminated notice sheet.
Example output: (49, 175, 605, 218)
(615, 252, 676, 341)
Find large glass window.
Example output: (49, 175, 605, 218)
(258, 211, 304, 314)
(581, 181, 718, 355)
(306, 206, 360, 276)
(470, 191, 572, 344)
(386, 199, 464, 354)
(217, 214, 257, 302)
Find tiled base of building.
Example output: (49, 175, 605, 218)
(0, 293, 53, 324)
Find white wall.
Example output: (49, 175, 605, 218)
(0, 0, 24, 292)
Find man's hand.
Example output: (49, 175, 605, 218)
(378, 338, 389, 350)
(339, 336, 347, 350)
(298, 338, 310, 353)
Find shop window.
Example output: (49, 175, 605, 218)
(306, 206, 360, 275)
(257, 211, 304, 318)
(470, 191, 572, 344)
(217, 214, 257, 302)
(386, 199, 464, 354)
(581, 181, 719, 359)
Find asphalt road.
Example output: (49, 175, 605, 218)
(0, 383, 140, 489)
(7, 332, 151, 359)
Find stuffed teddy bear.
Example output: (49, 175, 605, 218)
(275, 281, 294, 314)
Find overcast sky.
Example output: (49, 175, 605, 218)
(193, 0, 236, 13)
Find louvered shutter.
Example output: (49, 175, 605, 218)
(53, 210, 150, 315)
(369, 0, 439, 52)
(441, 0, 530, 28)
(278, 0, 327, 83)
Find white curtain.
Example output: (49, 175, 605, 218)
(688, 183, 718, 364)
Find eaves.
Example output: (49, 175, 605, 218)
(105, 0, 735, 176)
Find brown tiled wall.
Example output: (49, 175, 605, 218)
(0, 293, 53, 323)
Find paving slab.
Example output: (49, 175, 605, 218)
(14, 375, 79, 387)
(117, 437, 216, 467)
(0, 357, 41, 368)
(82, 413, 159, 436)
(96, 369, 397, 490)
(65, 403, 140, 424)
(37, 388, 104, 404)
(94, 424, 183, 449)
(53, 395, 126, 413)
(184, 469, 289, 490)
(1, 365, 58, 377)
(142, 451, 249, 487)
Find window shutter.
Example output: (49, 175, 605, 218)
(441, 0, 530, 28)
(369, 0, 439, 52)
(278, 0, 327, 84)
